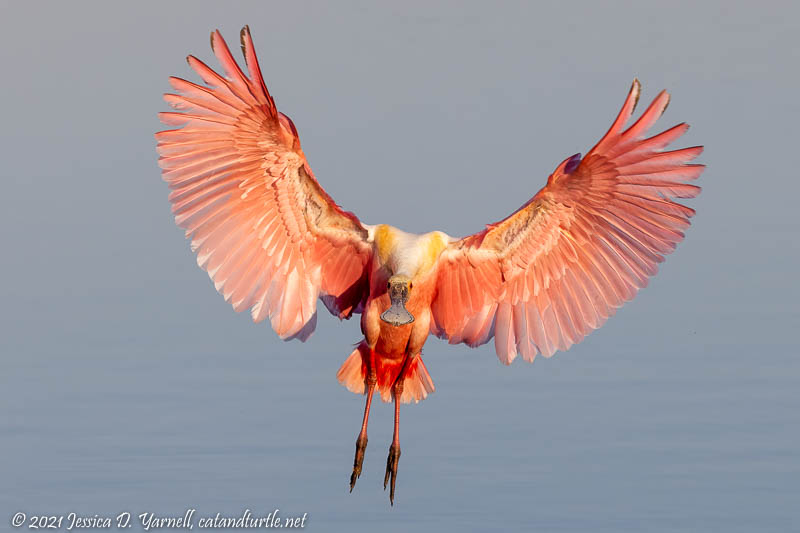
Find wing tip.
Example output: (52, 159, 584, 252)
(631, 78, 641, 111)
(656, 89, 671, 118)
(239, 25, 256, 69)
(210, 29, 231, 59)
(239, 26, 249, 57)
(240, 24, 252, 45)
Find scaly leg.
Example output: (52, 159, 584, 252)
(384, 352, 417, 505)
(350, 348, 376, 492)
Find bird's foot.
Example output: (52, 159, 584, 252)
(349, 434, 368, 492)
(383, 443, 401, 505)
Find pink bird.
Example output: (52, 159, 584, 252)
(156, 27, 704, 504)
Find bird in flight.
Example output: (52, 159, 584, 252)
(156, 27, 704, 505)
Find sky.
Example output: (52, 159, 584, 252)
(1, 2, 798, 532)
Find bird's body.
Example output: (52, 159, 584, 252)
(339, 225, 451, 403)
(156, 27, 704, 504)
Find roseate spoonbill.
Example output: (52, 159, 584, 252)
(156, 27, 704, 504)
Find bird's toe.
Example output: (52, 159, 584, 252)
(384, 443, 401, 505)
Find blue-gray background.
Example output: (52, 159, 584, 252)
(1, 2, 798, 532)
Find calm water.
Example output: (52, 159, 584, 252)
(2, 2, 798, 532)
(3, 320, 798, 532)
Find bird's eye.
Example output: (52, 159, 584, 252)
(409, 282, 413, 290)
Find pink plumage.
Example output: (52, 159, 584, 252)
(156, 28, 704, 505)
(430, 79, 703, 364)
(157, 28, 371, 341)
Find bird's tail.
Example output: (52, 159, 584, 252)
(336, 341, 434, 404)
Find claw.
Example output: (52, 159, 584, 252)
(350, 435, 368, 492)
(384, 443, 401, 505)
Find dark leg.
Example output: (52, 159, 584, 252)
(350, 348, 376, 492)
(384, 353, 416, 505)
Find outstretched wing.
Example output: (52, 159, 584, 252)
(156, 27, 372, 341)
(431, 80, 704, 363)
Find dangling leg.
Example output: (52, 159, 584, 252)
(350, 347, 376, 492)
(384, 352, 417, 505)
(384, 386, 402, 505)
